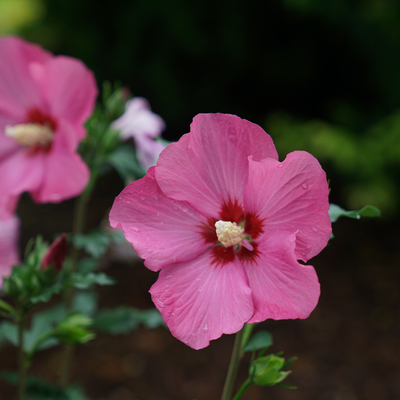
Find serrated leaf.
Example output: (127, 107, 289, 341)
(243, 330, 273, 352)
(328, 204, 381, 223)
(70, 272, 115, 289)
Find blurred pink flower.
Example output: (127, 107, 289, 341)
(112, 97, 165, 169)
(0, 215, 19, 288)
(110, 113, 331, 349)
(0, 36, 97, 215)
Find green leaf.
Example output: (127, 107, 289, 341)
(328, 203, 381, 223)
(106, 143, 146, 181)
(0, 299, 17, 316)
(1, 372, 90, 400)
(24, 304, 67, 353)
(29, 282, 64, 304)
(243, 330, 273, 352)
(72, 231, 111, 259)
(72, 291, 97, 317)
(93, 306, 165, 335)
(70, 272, 115, 289)
(0, 321, 18, 346)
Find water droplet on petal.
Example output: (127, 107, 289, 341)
(312, 227, 319, 232)
(187, 144, 192, 150)
(203, 324, 208, 332)
(228, 134, 236, 142)
(277, 163, 284, 168)
(166, 274, 173, 279)
(140, 195, 145, 200)
(302, 183, 308, 189)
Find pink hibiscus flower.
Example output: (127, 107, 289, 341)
(111, 97, 166, 169)
(0, 36, 97, 213)
(110, 113, 331, 349)
(0, 215, 19, 288)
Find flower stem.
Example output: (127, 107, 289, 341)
(59, 168, 99, 387)
(220, 326, 246, 400)
(17, 314, 27, 400)
(232, 378, 252, 400)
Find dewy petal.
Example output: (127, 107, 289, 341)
(29, 146, 90, 204)
(0, 215, 20, 288)
(109, 167, 211, 271)
(38, 56, 97, 139)
(244, 151, 331, 262)
(156, 113, 278, 217)
(150, 250, 253, 349)
(0, 36, 50, 119)
(244, 231, 320, 323)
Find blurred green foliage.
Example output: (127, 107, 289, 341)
(3, 0, 400, 215)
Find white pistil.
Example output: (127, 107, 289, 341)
(215, 220, 248, 248)
(5, 123, 54, 147)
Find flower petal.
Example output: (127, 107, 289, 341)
(156, 113, 278, 217)
(38, 56, 97, 138)
(109, 167, 210, 271)
(150, 250, 253, 349)
(244, 151, 331, 261)
(29, 147, 89, 204)
(0, 215, 20, 287)
(0, 36, 49, 119)
(244, 231, 320, 323)
(0, 149, 44, 197)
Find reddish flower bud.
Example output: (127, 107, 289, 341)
(42, 233, 67, 272)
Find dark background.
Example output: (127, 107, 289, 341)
(0, 0, 399, 399)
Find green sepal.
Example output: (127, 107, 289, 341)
(249, 354, 293, 387)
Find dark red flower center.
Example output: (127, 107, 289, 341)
(199, 197, 265, 267)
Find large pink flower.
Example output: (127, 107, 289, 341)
(0, 215, 19, 288)
(110, 113, 331, 349)
(0, 36, 97, 212)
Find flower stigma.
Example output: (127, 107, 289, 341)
(215, 220, 253, 251)
(5, 123, 54, 147)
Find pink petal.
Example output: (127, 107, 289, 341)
(244, 151, 331, 262)
(0, 36, 49, 120)
(136, 137, 166, 169)
(112, 97, 165, 140)
(150, 250, 254, 349)
(0, 195, 19, 220)
(0, 149, 44, 197)
(156, 113, 278, 217)
(0, 215, 20, 287)
(109, 167, 210, 271)
(29, 147, 89, 204)
(244, 231, 320, 323)
(37, 56, 97, 138)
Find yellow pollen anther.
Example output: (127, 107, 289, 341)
(215, 220, 245, 248)
(5, 123, 54, 147)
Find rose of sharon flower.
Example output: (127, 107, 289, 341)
(112, 97, 166, 169)
(0, 36, 97, 212)
(0, 215, 19, 288)
(110, 113, 331, 349)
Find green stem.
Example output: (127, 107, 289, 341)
(232, 378, 252, 400)
(17, 314, 26, 400)
(220, 326, 246, 400)
(59, 167, 99, 387)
